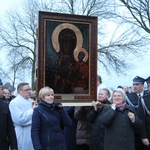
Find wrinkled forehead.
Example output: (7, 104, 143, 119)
(4, 89, 9, 92)
(113, 91, 123, 95)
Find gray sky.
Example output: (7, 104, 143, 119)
(0, 0, 149, 88)
(99, 51, 150, 88)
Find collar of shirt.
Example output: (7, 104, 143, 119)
(137, 91, 144, 97)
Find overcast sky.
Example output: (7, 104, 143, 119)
(100, 52, 150, 88)
(0, 0, 149, 88)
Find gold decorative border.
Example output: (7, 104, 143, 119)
(37, 11, 98, 104)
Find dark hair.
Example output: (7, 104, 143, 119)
(0, 79, 3, 85)
(117, 85, 123, 89)
(17, 82, 29, 91)
(0, 85, 4, 89)
(97, 75, 102, 83)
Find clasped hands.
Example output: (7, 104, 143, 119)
(92, 100, 101, 111)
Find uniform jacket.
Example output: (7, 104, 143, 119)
(87, 100, 111, 150)
(137, 91, 150, 140)
(9, 94, 34, 150)
(127, 91, 150, 139)
(101, 104, 142, 150)
(31, 100, 72, 150)
(0, 100, 18, 150)
(127, 92, 140, 111)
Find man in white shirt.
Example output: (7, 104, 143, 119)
(9, 82, 37, 150)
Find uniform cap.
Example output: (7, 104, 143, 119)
(133, 76, 145, 84)
(146, 76, 150, 84)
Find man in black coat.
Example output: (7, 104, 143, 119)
(127, 76, 150, 150)
(0, 84, 18, 150)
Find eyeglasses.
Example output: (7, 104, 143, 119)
(21, 88, 32, 92)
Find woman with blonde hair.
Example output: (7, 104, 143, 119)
(31, 86, 72, 150)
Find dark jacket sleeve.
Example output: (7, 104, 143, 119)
(58, 107, 72, 127)
(31, 108, 43, 150)
(136, 100, 147, 139)
(126, 105, 142, 132)
(87, 108, 98, 123)
(74, 106, 90, 120)
(64, 106, 75, 117)
(101, 107, 117, 126)
(7, 104, 18, 150)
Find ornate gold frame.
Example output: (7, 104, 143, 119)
(37, 11, 97, 105)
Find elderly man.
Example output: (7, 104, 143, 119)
(123, 85, 130, 94)
(3, 88, 12, 103)
(127, 76, 150, 150)
(9, 82, 37, 150)
(0, 83, 18, 150)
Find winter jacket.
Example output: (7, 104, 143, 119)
(101, 104, 142, 150)
(0, 100, 18, 150)
(87, 100, 111, 150)
(31, 100, 72, 150)
(74, 106, 92, 146)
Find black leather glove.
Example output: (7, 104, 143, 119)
(54, 102, 63, 110)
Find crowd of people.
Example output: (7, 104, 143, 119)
(0, 75, 150, 150)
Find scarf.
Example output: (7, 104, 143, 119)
(116, 102, 126, 111)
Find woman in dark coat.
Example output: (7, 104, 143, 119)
(0, 99, 18, 150)
(101, 88, 142, 150)
(31, 87, 72, 150)
(87, 88, 111, 150)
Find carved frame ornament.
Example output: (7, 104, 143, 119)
(37, 11, 98, 105)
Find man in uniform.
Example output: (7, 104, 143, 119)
(146, 76, 150, 91)
(127, 76, 150, 150)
